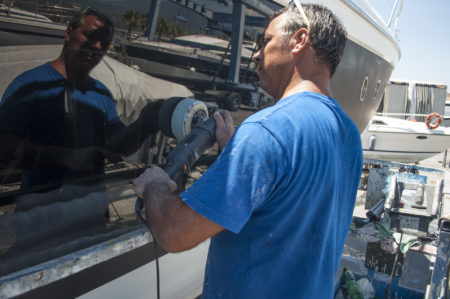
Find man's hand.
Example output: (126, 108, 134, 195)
(133, 166, 223, 253)
(134, 166, 177, 199)
(213, 109, 235, 150)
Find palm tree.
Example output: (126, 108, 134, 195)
(156, 17, 170, 41)
(139, 13, 149, 32)
(121, 10, 140, 35)
(170, 24, 183, 38)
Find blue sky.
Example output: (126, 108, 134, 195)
(371, 0, 450, 89)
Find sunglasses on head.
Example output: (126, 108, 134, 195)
(289, 0, 311, 32)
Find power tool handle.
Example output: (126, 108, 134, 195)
(164, 117, 216, 180)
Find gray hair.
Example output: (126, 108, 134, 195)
(68, 8, 114, 34)
(65, 8, 114, 52)
(272, 3, 347, 76)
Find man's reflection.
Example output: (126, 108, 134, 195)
(0, 9, 161, 190)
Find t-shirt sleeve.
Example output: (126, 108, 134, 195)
(180, 122, 287, 233)
(96, 81, 122, 124)
(0, 77, 34, 137)
(106, 97, 121, 124)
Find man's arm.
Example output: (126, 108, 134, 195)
(133, 109, 235, 252)
(105, 100, 163, 157)
(106, 102, 234, 158)
(134, 166, 224, 253)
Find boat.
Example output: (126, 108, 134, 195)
(0, 0, 404, 298)
(123, 34, 258, 91)
(362, 114, 450, 163)
(123, 0, 401, 131)
(0, 4, 66, 46)
(0, 3, 53, 22)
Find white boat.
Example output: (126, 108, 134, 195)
(362, 114, 450, 163)
(0, 4, 53, 23)
(0, 0, 402, 298)
(0, 4, 66, 46)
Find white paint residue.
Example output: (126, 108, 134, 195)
(252, 185, 266, 205)
(230, 138, 249, 156)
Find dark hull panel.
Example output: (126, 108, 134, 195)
(331, 38, 394, 132)
(0, 16, 65, 46)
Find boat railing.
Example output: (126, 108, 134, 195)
(387, 0, 403, 37)
(375, 112, 443, 121)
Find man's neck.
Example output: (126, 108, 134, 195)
(280, 71, 332, 100)
(50, 56, 67, 79)
(51, 56, 89, 89)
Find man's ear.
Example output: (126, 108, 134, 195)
(64, 27, 73, 42)
(291, 28, 309, 55)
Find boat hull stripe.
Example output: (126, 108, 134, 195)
(14, 242, 166, 299)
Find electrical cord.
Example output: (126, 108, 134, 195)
(385, 233, 403, 299)
(135, 197, 161, 299)
(110, 203, 123, 221)
(444, 259, 449, 299)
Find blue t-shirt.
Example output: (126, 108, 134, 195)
(0, 62, 122, 188)
(181, 92, 362, 298)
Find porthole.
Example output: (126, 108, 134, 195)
(373, 80, 381, 101)
(380, 83, 387, 100)
(360, 76, 368, 102)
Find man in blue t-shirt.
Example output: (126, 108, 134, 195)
(134, 3, 362, 298)
(0, 9, 161, 189)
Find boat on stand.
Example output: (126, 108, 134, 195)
(7, 0, 447, 298)
(362, 113, 450, 163)
(362, 80, 449, 163)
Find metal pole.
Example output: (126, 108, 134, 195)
(145, 0, 162, 41)
(387, 0, 399, 28)
(443, 149, 448, 168)
(227, 0, 246, 86)
(426, 219, 450, 298)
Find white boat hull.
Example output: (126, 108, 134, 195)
(79, 241, 209, 299)
(361, 117, 450, 163)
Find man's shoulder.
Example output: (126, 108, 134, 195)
(88, 77, 112, 97)
(2, 63, 56, 101)
(243, 92, 314, 126)
(18, 63, 53, 79)
(10, 63, 61, 89)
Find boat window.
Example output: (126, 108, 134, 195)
(372, 120, 387, 125)
(0, 0, 270, 280)
(360, 76, 368, 101)
(373, 80, 381, 101)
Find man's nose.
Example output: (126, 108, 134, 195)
(253, 49, 262, 62)
(91, 40, 103, 51)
